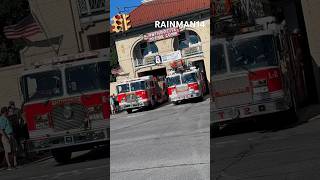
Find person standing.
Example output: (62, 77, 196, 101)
(7, 101, 23, 157)
(113, 95, 120, 113)
(110, 95, 115, 115)
(0, 107, 18, 170)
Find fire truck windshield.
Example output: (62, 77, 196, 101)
(212, 44, 227, 75)
(182, 72, 197, 84)
(166, 75, 181, 87)
(228, 35, 277, 72)
(65, 62, 108, 94)
(117, 84, 130, 94)
(21, 70, 63, 102)
(130, 81, 146, 91)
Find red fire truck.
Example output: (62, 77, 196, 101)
(166, 60, 206, 104)
(211, 15, 307, 131)
(20, 50, 110, 163)
(116, 75, 168, 113)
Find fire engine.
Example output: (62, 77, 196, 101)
(166, 60, 206, 104)
(19, 50, 110, 163)
(116, 75, 168, 113)
(211, 1, 307, 131)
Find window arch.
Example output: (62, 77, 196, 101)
(173, 30, 201, 51)
(133, 41, 158, 60)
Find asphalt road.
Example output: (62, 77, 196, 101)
(211, 113, 320, 180)
(0, 148, 108, 180)
(110, 98, 210, 180)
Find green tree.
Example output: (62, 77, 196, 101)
(0, 0, 29, 67)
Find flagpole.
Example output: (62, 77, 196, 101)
(30, 10, 58, 56)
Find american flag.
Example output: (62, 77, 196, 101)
(111, 66, 123, 75)
(3, 14, 42, 39)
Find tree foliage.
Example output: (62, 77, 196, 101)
(0, 0, 29, 67)
(110, 41, 119, 82)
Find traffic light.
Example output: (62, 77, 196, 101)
(122, 14, 131, 31)
(112, 14, 124, 33)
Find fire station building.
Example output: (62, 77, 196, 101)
(111, 0, 211, 94)
(0, 0, 109, 106)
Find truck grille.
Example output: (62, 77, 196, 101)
(126, 94, 138, 103)
(51, 103, 87, 131)
(213, 75, 252, 109)
(176, 85, 188, 92)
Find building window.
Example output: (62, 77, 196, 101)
(87, 32, 109, 50)
(77, 0, 107, 17)
(134, 41, 158, 59)
(133, 41, 159, 67)
(174, 31, 201, 50)
(139, 42, 158, 57)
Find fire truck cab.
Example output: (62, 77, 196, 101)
(211, 16, 301, 130)
(116, 75, 167, 113)
(166, 60, 206, 104)
(20, 50, 109, 163)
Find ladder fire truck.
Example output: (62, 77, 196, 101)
(166, 60, 206, 104)
(20, 50, 110, 163)
(116, 75, 168, 113)
(211, 0, 307, 131)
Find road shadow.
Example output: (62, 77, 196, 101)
(211, 111, 309, 138)
(55, 147, 109, 166)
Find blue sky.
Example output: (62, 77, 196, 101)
(110, 0, 142, 18)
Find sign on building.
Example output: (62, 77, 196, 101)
(143, 28, 180, 42)
(155, 55, 162, 64)
(161, 51, 182, 63)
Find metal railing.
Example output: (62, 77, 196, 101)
(78, 0, 107, 17)
(181, 45, 203, 57)
(134, 54, 158, 68)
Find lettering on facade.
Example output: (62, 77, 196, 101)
(143, 28, 180, 42)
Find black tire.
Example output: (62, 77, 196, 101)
(173, 101, 179, 105)
(126, 109, 132, 114)
(211, 123, 220, 137)
(197, 95, 204, 102)
(283, 107, 298, 123)
(52, 149, 72, 164)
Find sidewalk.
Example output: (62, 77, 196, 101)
(297, 103, 320, 122)
(0, 150, 51, 170)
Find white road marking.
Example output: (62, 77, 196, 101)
(215, 140, 237, 145)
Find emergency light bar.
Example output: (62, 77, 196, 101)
(52, 51, 99, 64)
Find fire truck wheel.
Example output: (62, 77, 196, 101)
(126, 109, 133, 114)
(173, 101, 179, 105)
(51, 149, 72, 164)
(197, 95, 204, 102)
(211, 123, 220, 137)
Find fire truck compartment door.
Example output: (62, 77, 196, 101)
(213, 75, 252, 109)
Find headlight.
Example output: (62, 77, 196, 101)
(35, 114, 49, 129)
